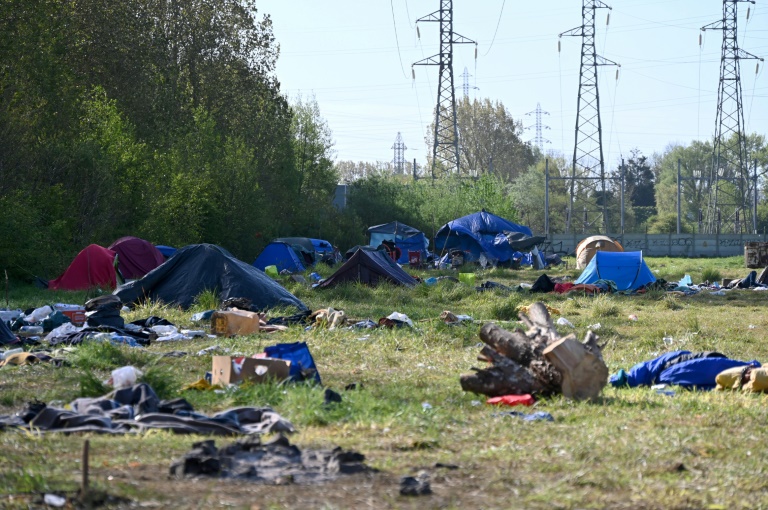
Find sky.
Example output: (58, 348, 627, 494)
(255, 0, 767, 169)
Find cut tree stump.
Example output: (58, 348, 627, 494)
(460, 302, 608, 401)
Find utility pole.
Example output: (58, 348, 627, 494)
(701, 0, 763, 234)
(559, 0, 620, 234)
(525, 103, 551, 151)
(392, 132, 407, 174)
(413, 0, 476, 176)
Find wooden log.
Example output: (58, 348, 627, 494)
(459, 358, 548, 397)
(542, 335, 608, 401)
(479, 324, 536, 366)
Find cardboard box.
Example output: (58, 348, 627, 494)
(211, 356, 291, 386)
(61, 309, 86, 326)
(210, 310, 260, 336)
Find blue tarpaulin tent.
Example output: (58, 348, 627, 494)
(368, 221, 429, 264)
(433, 211, 533, 263)
(253, 242, 307, 273)
(574, 251, 656, 291)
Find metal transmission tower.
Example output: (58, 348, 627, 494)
(413, 0, 476, 175)
(392, 132, 408, 174)
(460, 66, 478, 98)
(525, 103, 551, 151)
(701, 0, 763, 234)
(559, 0, 619, 234)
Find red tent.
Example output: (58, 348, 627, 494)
(108, 236, 165, 279)
(49, 245, 118, 291)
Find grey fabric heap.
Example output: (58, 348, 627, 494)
(170, 434, 373, 483)
(0, 383, 294, 436)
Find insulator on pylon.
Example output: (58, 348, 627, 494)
(417, 26, 420, 39)
(558, 40, 561, 53)
(606, 12, 610, 26)
(615, 68, 619, 80)
(757, 62, 761, 75)
(474, 45, 478, 59)
(699, 33, 702, 46)
(412, 67, 416, 80)
(747, 7, 750, 20)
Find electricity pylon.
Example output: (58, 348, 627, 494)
(701, 0, 764, 233)
(392, 132, 408, 174)
(525, 103, 551, 151)
(559, 0, 619, 234)
(413, 0, 476, 176)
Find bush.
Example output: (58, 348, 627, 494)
(701, 267, 721, 284)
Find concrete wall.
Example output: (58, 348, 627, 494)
(549, 233, 768, 258)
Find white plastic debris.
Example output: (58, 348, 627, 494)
(43, 494, 66, 507)
(44, 322, 81, 342)
(150, 325, 178, 336)
(387, 312, 414, 328)
(556, 317, 575, 328)
(24, 305, 52, 323)
(587, 323, 602, 330)
(110, 366, 143, 389)
(421, 402, 433, 411)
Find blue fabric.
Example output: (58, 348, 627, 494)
(263, 341, 321, 384)
(575, 251, 656, 291)
(155, 245, 177, 259)
(434, 211, 533, 263)
(253, 242, 306, 273)
(367, 222, 429, 264)
(309, 238, 334, 255)
(618, 350, 760, 390)
(658, 358, 759, 389)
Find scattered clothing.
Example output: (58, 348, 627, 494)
(611, 350, 760, 390)
(0, 383, 293, 435)
(486, 394, 535, 407)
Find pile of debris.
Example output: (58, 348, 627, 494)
(460, 302, 609, 401)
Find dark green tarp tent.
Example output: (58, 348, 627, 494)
(115, 244, 307, 311)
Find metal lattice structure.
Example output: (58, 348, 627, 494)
(559, 0, 619, 234)
(525, 103, 551, 151)
(460, 66, 478, 98)
(392, 132, 408, 174)
(413, 0, 475, 175)
(701, 0, 763, 234)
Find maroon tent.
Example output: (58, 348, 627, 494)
(108, 236, 165, 280)
(49, 245, 118, 291)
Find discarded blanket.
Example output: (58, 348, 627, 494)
(610, 350, 760, 390)
(169, 434, 373, 482)
(0, 383, 294, 435)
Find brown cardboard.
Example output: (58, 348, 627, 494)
(211, 310, 260, 336)
(211, 356, 291, 386)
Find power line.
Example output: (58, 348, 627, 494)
(390, 0, 408, 79)
(482, 0, 506, 57)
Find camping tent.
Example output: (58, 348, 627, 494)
(574, 251, 655, 291)
(108, 236, 165, 280)
(434, 210, 534, 263)
(155, 245, 177, 259)
(367, 221, 430, 264)
(575, 235, 624, 269)
(318, 248, 418, 288)
(310, 238, 339, 264)
(253, 241, 308, 274)
(49, 245, 118, 291)
(115, 244, 308, 311)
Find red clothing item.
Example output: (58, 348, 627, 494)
(554, 282, 575, 293)
(486, 394, 535, 407)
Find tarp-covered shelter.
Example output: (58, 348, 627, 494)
(49, 245, 118, 291)
(368, 221, 430, 264)
(115, 244, 308, 311)
(318, 248, 418, 288)
(574, 251, 655, 292)
(434, 210, 534, 263)
(575, 235, 623, 269)
(108, 236, 165, 280)
(253, 241, 308, 274)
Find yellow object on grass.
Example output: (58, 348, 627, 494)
(182, 378, 221, 391)
(517, 304, 561, 316)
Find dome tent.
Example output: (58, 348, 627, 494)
(575, 235, 623, 269)
(108, 236, 165, 279)
(574, 251, 655, 292)
(115, 244, 307, 311)
(49, 245, 119, 291)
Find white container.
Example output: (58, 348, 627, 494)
(19, 326, 43, 337)
(0, 309, 23, 323)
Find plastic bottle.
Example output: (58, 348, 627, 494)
(110, 366, 143, 389)
(19, 326, 44, 337)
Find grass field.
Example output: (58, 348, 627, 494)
(1, 255, 767, 509)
